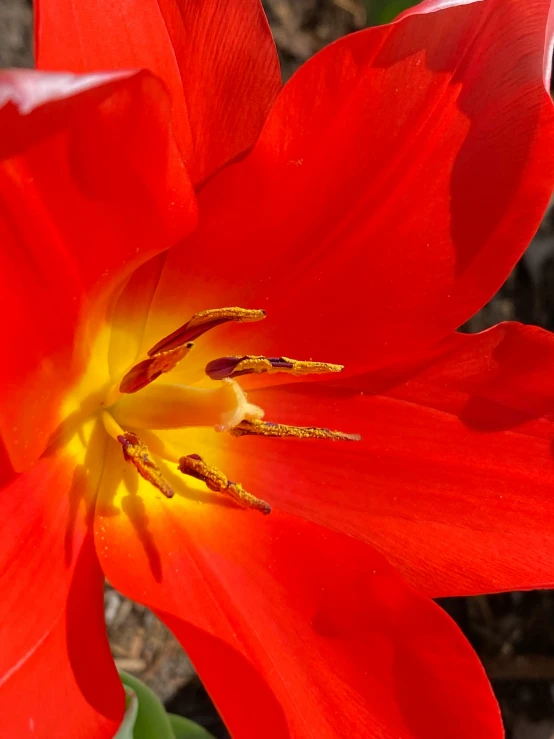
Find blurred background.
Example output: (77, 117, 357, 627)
(4, 0, 554, 737)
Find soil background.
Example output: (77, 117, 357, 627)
(4, 1, 554, 737)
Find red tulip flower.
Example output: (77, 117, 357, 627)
(2, 0, 554, 736)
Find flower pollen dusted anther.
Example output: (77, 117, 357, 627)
(147, 307, 267, 356)
(120, 342, 195, 394)
(178, 454, 271, 515)
(205, 355, 344, 380)
(112, 306, 361, 508)
(117, 431, 175, 499)
(230, 419, 362, 442)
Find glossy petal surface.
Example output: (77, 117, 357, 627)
(0, 427, 122, 738)
(36, 0, 281, 185)
(95, 483, 501, 738)
(146, 0, 554, 373)
(0, 69, 195, 470)
(221, 323, 554, 597)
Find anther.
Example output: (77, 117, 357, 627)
(178, 454, 271, 515)
(148, 307, 266, 356)
(120, 342, 194, 394)
(205, 355, 343, 380)
(117, 431, 174, 498)
(229, 419, 361, 442)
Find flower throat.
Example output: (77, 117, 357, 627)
(101, 307, 360, 514)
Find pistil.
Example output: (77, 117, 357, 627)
(112, 380, 263, 431)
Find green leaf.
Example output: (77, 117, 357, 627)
(119, 671, 175, 739)
(113, 686, 140, 739)
(168, 714, 216, 739)
(364, 0, 418, 26)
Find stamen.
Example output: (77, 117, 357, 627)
(120, 342, 194, 394)
(117, 431, 174, 499)
(178, 454, 271, 515)
(229, 419, 361, 442)
(205, 355, 343, 380)
(103, 305, 360, 515)
(148, 307, 266, 356)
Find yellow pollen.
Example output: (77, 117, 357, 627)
(119, 342, 194, 394)
(205, 354, 343, 380)
(230, 419, 361, 442)
(94, 306, 361, 517)
(179, 454, 271, 515)
(148, 307, 266, 356)
(117, 430, 174, 499)
(102, 411, 266, 512)
(236, 356, 342, 375)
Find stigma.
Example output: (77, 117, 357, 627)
(103, 307, 360, 514)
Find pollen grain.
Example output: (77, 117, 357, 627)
(230, 418, 361, 442)
(117, 431, 175, 499)
(179, 454, 271, 515)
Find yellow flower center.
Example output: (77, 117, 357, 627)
(111, 379, 263, 432)
(63, 306, 359, 516)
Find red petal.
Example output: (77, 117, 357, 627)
(0, 70, 196, 470)
(95, 493, 501, 738)
(35, 0, 281, 185)
(0, 441, 123, 737)
(232, 322, 554, 598)
(145, 0, 554, 372)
